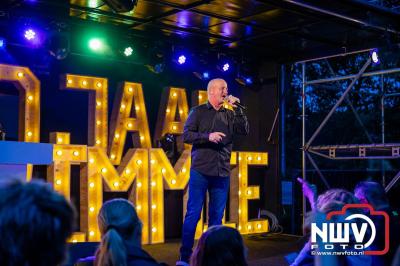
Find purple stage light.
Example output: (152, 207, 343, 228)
(178, 55, 186, 64)
(24, 29, 36, 41)
(222, 63, 229, 71)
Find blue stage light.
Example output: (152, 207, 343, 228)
(222, 63, 229, 71)
(178, 55, 186, 64)
(245, 77, 253, 85)
(24, 29, 36, 41)
(0, 38, 5, 48)
(203, 72, 209, 79)
(370, 49, 379, 64)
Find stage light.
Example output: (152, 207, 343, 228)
(178, 55, 186, 64)
(124, 46, 133, 56)
(203, 72, 209, 79)
(245, 77, 253, 85)
(89, 38, 103, 51)
(24, 29, 36, 41)
(371, 49, 380, 64)
(222, 63, 230, 72)
(0, 38, 5, 48)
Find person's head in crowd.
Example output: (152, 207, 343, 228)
(96, 198, 142, 266)
(0, 179, 76, 266)
(316, 188, 358, 213)
(190, 225, 247, 266)
(354, 181, 389, 210)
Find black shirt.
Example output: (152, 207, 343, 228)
(183, 101, 249, 177)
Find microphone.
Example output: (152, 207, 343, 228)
(224, 96, 246, 110)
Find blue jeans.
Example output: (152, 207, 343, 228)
(179, 169, 230, 262)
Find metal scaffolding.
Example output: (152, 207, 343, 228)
(297, 48, 400, 222)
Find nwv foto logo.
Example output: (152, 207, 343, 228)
(310, 204, 389, 255)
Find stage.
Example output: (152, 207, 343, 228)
(66, 234, 303, 266)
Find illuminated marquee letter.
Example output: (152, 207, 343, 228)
(149, 148, 191, 243)
(236, 152, 269, 234)
(0, 64, 41, 180)
(154, 87, 189, 143)
(81, 147, 149, 243)
(109, 82, 151, 164)
(61, 74, 108, 150)
(47, 132, 87, 199)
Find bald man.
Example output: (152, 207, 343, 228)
(177, 78, 249, 266)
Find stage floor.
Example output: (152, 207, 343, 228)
(143, 234, 303, 266)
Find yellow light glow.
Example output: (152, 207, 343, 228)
(110, 154, 116, 159)
(17, 72, 24, 78)
(96, 101, 101, 107)
(247, 156, 252, 161)
(89, 207, 95, 212)
(89, 182, 95, 188)
(181, 168, 186, 173)
(127, 122, 133, 128)
(179, 110, 183, 114)
(238, 226, 242, 230)
(89, 231, 95, 236)
(89, 158, 94, 164)
(224, 104, 228, 108)
(72, 239, 77, 243)
(73, 151, 79, 156)
(198, 95, 203, 100)
(140, 136, 144, 141)
(121, 104, 126, 110)
(125, 169, 131, 175)
(257, 223, 262, 229)
(27, 131, 33, 137)
(151, 181, 156, 187)
(27, 95, 33, 102)
(56, 150, 63, 156)
(166, 109, 170, 113)
(137, 205, 142, 210)
(96, 82, 102, 88)
(67, 79, 72, 84)
(113, 181, 119, 187)
(161, 168, 166, 174)
(82, 80, 87, 86)
(152, 227, 157, 233)
(128, 87, 133, 93)
(238, 209, 241, 214)
(57, 137, 63, 143)
(96, 139, 101, 145)
(171, 179, 176, 184)
(257, 156, 261, 161)
(172, 125, 177, 130)
(101, 168, 107, 173)
(238, 156, 242, 161)
(150, 159, 155, 164)
(151, 204, 156, 209)
(56, 179, 62, 185)
(247, 225, 252, 230)
(136, 159, 142, 165)
(247, 189, 252, 195)
(137, 182, 142, 187)
(172, 92, 177, 97)
(135, 106, 140, 111)
(96, 120, 101, 126)
(115, 134, 120, 139)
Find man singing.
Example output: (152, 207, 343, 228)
(177, 78, 249, 266)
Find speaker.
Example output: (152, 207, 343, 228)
(103, 0, 138, 13)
